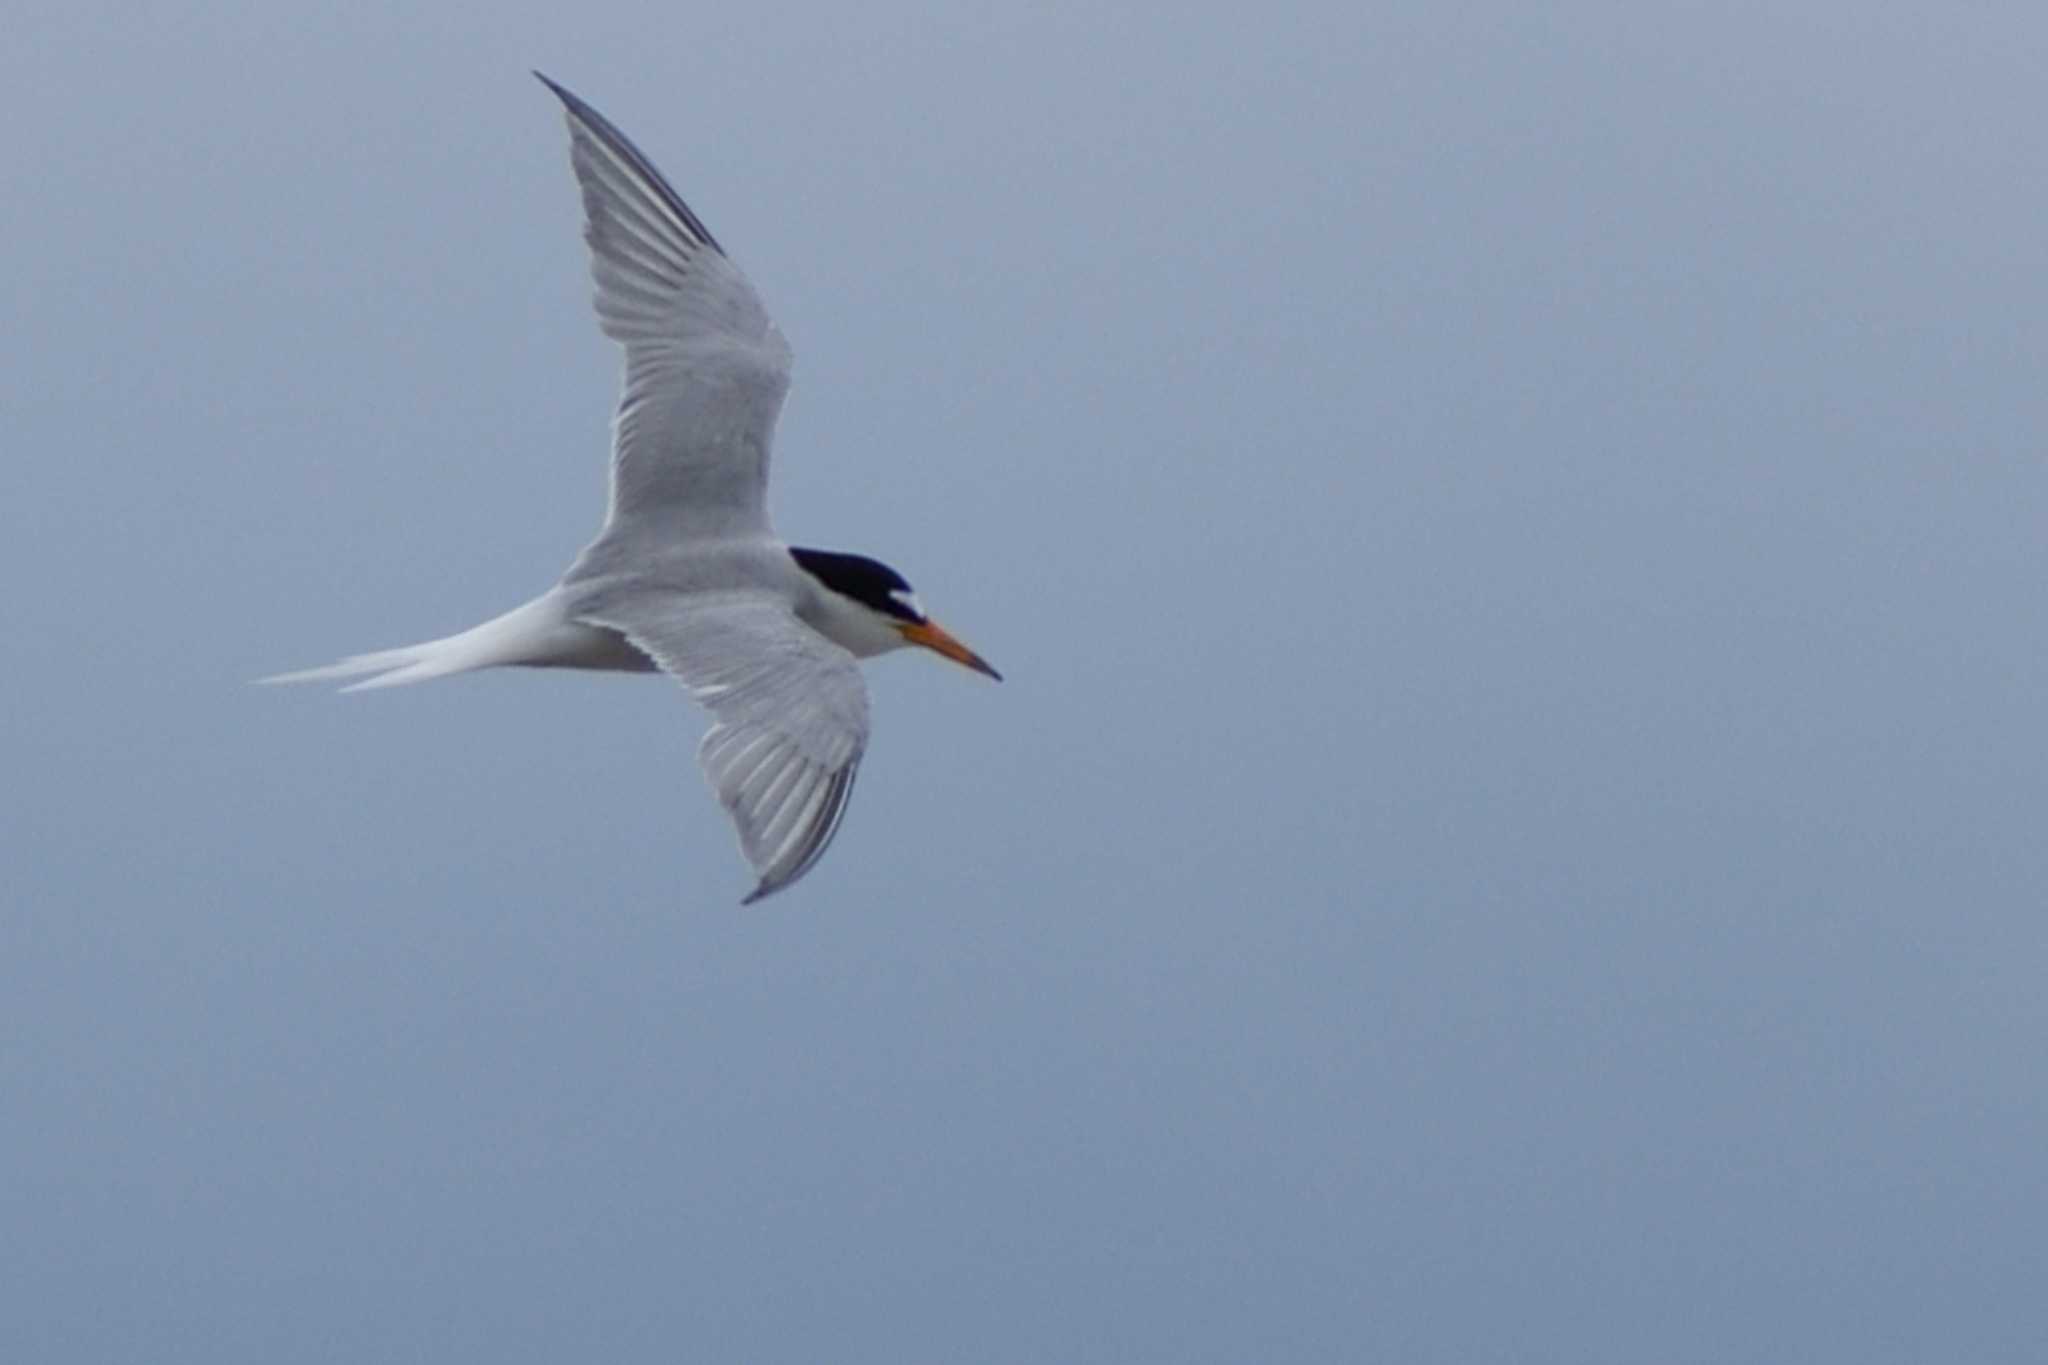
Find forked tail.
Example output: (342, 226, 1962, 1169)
(255, 592, 600, 692)
(255, 639, 475, 691)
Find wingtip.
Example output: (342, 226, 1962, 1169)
(532, 70, 582, 113)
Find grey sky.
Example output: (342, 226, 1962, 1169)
(5, 2, 2045, 1361)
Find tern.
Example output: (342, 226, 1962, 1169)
(263, 75, 1000, 903)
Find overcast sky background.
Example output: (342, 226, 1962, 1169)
(5, 2, 2046, 1361)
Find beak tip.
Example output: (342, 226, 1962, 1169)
(903, 618, 1001, 682)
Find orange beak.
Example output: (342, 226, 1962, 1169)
(899, 619, 1002, 680)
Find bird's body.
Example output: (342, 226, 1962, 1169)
(263, 75, 998, 903)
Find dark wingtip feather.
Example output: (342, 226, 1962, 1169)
(532, 70, 585, 116)
(531, 71, 724, 256)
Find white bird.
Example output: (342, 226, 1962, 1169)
(263, 74, 1000, 904)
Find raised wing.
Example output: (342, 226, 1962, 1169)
(539, 74, 794, 541)
(581, 592, 869, 904)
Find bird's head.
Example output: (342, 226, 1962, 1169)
(790, 547, 1001, 680)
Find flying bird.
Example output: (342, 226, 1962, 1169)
(263, 74, 1000, 903)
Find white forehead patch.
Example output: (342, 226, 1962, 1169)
(890, 587, 926, 619)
